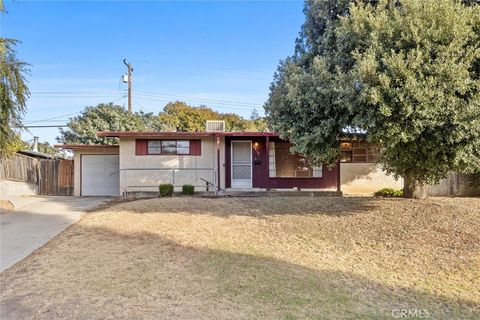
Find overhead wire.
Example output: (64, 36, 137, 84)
(135, 90, 262, 107)
(23, 111, 83, 123)
(133, 95, 257, 112)
(29, 90, 263, 108)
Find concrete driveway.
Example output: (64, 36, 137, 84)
(0, 196, 111, 272)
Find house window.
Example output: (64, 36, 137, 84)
(340, 141, 379, 163)
(269, 142, 322, 178)
(176, 140, 190, 155)
(147, 140, 161, 155)
(161, 140, 176, 155)
(341, 151, 353, 162)
(147, 140, 190, 155)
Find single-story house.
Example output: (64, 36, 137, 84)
(56, 121, 402, 197)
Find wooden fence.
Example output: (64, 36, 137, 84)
(0, 153, 39, 183)
(0, 154, 73, 196)
(39, 160, 74, 196)
(428, 173, 480, 197)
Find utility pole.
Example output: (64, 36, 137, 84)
(123, 59, 133, 113)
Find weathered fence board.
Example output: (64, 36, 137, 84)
(1, 155, 73, 196)
(39, 160, 74, 196)
(428, 173, 479, 196)
(0, 153, 39, 183)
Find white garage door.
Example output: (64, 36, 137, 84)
(81, 155, 119, 196)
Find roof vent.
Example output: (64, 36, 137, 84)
(206, 120, 225, 132)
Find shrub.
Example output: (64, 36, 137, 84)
(182, 184, 195, 195)
(373, 188, 404, 198)
(159, 183, 174, 197)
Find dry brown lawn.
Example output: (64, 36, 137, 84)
(1, 196, 479, 319)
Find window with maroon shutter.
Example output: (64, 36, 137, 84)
(135, 139, 148, 155)
(137, 139, 201, 156)
(190, 139, 201, 156)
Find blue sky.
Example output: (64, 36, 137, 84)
(2, 0, 305, 144)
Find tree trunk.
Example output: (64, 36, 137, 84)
(404, 176, 428, 199)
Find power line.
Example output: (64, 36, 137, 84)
(30, 94, 122, 98)
(31, 90, 119, 94)
(137, 90, 261, 106)
(22, 125, 69, 128)
(134, 96, 257, 112)
(135, 91, 262, 108)
(29, 90, 263, 107)
(131, 97, 150, 113)
(23, 111, 82, 123)
(23, 120, 71, 123)
(23, 94, 125, 125)
(112, 96, 127, 103)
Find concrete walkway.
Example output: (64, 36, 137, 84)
(0, 196, 111, 272)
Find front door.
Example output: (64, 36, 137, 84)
(231, 141, 252, 188)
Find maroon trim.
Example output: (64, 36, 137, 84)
(216, 135, 221, 191)
(97, 131, 279, 138)
(225, 136, 268, 189)
(225, 136, 339, 190)
(55, 144, 119, 150)
(225, 138, 231, 188)
(135, 139, 148, 155)
(336, 160, 341, 192)
(221, 132, 279, 137)
(80, 154, 82, 196)
(98, 131, 215, 138)
(190, 139, 202, 156)
(252, 138, 267, 188)
(265, 136, 270, 190)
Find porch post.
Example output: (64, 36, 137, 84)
(216, 134, 221, 192)
(336, 159, 341, 193)
(265, 136, 270, 191)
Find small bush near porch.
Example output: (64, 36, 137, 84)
(1, 197, 479, 319)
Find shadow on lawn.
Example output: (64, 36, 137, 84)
(112, 196, 387, 217)
(1, 222, 478, 320)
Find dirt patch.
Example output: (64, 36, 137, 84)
(0, 200, 14, 214)
(1, 196, 479, 319)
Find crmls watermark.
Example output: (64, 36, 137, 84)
(391, 308, 430, 318)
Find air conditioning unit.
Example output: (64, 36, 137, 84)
(206, 120, 225, 132)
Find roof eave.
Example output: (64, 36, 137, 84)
(96, 131, 280, 138)
(54, 144, 119, 150)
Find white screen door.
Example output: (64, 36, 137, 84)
(231, 141, 252, 188)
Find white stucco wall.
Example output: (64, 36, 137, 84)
(119, 136, 225, 194)
(0, 179, 38, 196)
(72, 147, 119, 196)
(340, 163, 403, 195)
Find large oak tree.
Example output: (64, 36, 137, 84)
(265, 0, 480, 198)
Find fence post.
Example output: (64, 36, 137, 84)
(37, 160, 42, 195)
